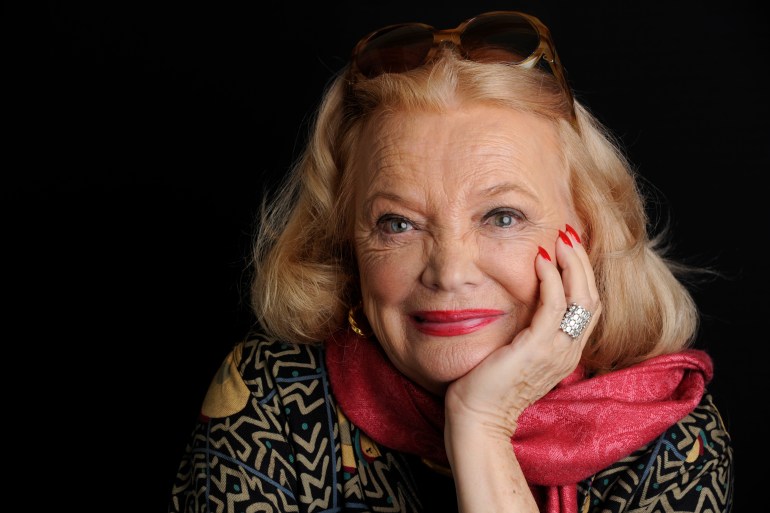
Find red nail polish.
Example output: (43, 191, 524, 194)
(565, 224, 582, 244)
(538, 246, 551, 261)
(558, 230, 573, 247)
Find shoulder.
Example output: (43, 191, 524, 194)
(237, 333, 324, 379)
(200, 334, 324, 418)
(170, 334, 333, 511)
(579, 392, 733, 512)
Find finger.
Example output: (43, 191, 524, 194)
(565, 224, 599, 302)
(554, 229, 598, 345)
(553, 229, 590, 298)
(529, 245, 571, 339)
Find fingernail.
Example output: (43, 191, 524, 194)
(565, 224, 581, 244)
(538, 246, 552, 261)
(558, 230, 573, 247)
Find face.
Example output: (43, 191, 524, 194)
(352, 104, 576, 395)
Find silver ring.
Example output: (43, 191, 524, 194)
(559, 303, 592, 339)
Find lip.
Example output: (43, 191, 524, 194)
(410, 309, 505, 336)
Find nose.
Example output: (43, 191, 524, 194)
(420, 235, 484, 292)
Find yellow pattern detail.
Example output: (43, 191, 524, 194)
(359, 432, 381, 459)
(337, 408, 382, 467)
(201, 343, 250, 418)
(338, 409, 356, 470)
(581, 492, 591, 513)
(685, 437, 702, 463)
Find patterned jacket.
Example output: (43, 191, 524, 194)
(169, 335, 733, 512)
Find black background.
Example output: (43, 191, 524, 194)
(7, 1, 766, 510)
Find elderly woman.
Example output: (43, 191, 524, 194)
(169, 11, 733, 513)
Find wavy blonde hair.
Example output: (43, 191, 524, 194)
(250, 49, 699, 374)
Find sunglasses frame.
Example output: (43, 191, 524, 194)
(350, 11, 575, 120)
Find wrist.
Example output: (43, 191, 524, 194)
(445, 415, 517, 468)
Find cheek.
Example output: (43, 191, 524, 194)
(478, 237, 540, 300)
(357, 247, 422, 305)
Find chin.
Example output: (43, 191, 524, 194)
(409, 336, 503, 393)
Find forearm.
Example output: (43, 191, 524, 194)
(446, 421, 539, 513)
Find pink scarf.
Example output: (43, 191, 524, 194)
(324, 328, 712, 513)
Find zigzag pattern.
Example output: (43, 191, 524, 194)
(170, 336, 733, 513)
(577, 394, 733, 512)
(170, 336, 423, 512)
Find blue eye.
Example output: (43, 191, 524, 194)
(485, 209, 522, 228)
(494, 213, 514, 227)
(389, 219, 411, 233)
(378, 216, 414, 234)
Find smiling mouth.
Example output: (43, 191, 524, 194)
(411, 309, 504, 336)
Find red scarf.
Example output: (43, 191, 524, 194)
(324, 328, 712, 513)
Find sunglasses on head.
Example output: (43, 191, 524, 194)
(349, 11, 575, 120)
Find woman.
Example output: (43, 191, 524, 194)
(169, 10, 733, 513)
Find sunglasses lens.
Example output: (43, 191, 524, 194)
(355, 25, 434, 78)
(461, 14, 540, 63)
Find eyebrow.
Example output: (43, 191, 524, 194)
(361, 181, 539, 215)
(362, 191, 403, 217)
(478, 182, 539, 201)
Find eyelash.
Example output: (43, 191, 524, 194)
(375, 207, 526, 236)
(376, 215, 415, 235)
(482, 207, 525, 228)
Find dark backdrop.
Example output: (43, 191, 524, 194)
(7, 1, 766, 510)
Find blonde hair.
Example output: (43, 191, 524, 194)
(250, 49, 699, 374)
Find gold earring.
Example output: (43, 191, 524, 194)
(347, 303, 371, 337)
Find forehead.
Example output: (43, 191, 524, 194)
(353, 104, 569, 196)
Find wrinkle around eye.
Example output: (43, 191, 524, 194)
(354, 216, 418, 249)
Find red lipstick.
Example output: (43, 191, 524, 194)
(410, 309, 504, 336)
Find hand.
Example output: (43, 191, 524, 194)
(445, 225, 602, 440)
